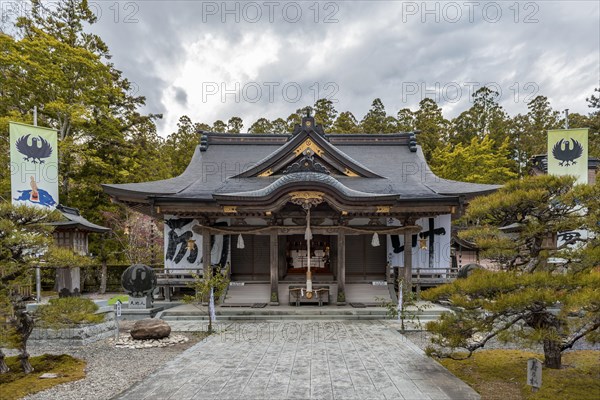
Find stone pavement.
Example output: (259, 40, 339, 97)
(115, 320, 479, 400)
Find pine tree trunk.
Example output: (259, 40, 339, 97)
(18, 350, 34, 374)
(543, 338, 562, 369)
(0, 349, 9, 373)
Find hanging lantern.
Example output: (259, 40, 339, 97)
(371, 232, 380, 247)
(419, 237, 428, 250)
(187, 238, 196, 252)
(237, 234, 245, 249)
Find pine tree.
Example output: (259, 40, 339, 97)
(313, 98, 338, 131)
(212, 120, 227, 133)
(0, 203, 58, 373)
(248, 118, 273, 134)
(414, 98, 449, 160)
(424, 176, 600, 369)
(226, 117, 243, 133)
(331, 111, 359, 133)
(360, 98, 391, 133)
(270, 118, 288, 134)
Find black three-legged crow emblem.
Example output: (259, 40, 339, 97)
(15, 134, 53, 164)
(552, 138, 583, 167)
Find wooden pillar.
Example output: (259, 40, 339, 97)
(337, 233, 346, 304)
(403, 229, 413, 291)
(270, 231, 279, 305)
(202, 228, 211, 278)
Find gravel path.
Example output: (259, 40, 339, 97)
(5, 324, 205, 400)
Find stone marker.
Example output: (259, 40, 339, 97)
(130, 319, 171, 340)
(121, 264, 157, 309)
(527, 358, 542, 392)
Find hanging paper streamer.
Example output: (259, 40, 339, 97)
(397, 282, 403, 321)
(209, 287, 217, 322)
(304, 208, 312, 240)
(237, 234, 245, 249)
(371, 232, 380, 247)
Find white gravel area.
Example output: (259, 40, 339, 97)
(4, 324, 206, 400)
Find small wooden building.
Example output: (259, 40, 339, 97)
(52, 205, 110, 296)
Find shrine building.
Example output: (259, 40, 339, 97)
(102, 114, 498, 305)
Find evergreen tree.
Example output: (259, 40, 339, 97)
(248, 118, 273, 134)
(360, 98, 393, 133)
(313, 98, 338, 131)
(414, 98, 449, 160)
(424, 176, 599, 369)
(270, 118, 288, 134)
(331, 111, 359, 133)
(212, 120, 227, 133)
(0, 203, 57, 373)
(430, 136, 517, 184)
(396, 108, 415, 132)
(286, 112, 302, 132)
(226, 116, 243, 133)
(458, 175, 585, 272)
(0, 0, 162, 219)
(517, 95, 561, 169)
(163, 116, 201, 176)
(451, 87, 509, 147)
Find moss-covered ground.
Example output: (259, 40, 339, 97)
(438, 350, 600, 400)
(0, 354, 86, 400)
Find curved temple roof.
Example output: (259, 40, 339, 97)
(102, 116, 500, 212)
(51, 205, 111, 233)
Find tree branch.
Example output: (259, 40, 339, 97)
(561, 319, 600, 351)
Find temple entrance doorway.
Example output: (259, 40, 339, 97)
(284, 234, 333, 279)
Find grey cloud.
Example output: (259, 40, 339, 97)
(173, 86, 188, 107)
(86, 1, 598, 136)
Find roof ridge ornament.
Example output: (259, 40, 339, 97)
(282, 149, 330, 175)
(292, 107, 326, 136)
(408, 132, 417, 152)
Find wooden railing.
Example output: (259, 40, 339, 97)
(154, 268, 204, 302)
(392, 266, 459, 297)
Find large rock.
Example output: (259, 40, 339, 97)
(130, 319, 171, 340)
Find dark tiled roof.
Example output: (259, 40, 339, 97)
(530, 154, 599, 173)
(214, 172, 397, 201)
(51, 205, 110, 233)
(103, 130, 500, 204)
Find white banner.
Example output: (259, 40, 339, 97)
(387, 214, 452, 271)
(10, 122, 59, 209)
(163, 215, 230, 272)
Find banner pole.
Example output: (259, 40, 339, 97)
(33, 106, 43, 304)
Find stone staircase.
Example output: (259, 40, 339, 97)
(345, 283, 392, 305)
(157, 281, 450, 328)
(223, 282, 270, 305)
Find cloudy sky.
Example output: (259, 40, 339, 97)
(86, 1, 600, 136)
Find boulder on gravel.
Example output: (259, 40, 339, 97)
(130, 319, 171, 340)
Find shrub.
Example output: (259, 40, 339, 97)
(35, 298, 104, 328)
